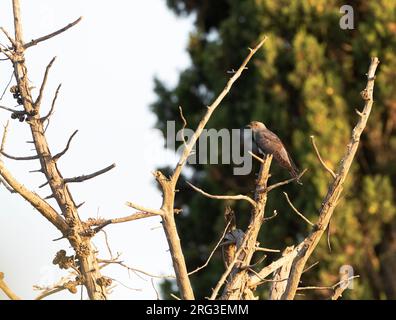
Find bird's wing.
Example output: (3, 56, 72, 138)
(255, 129, 299, 174)
(254, 128, 284, 155)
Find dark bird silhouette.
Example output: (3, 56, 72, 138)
(247, 121, 302, 184)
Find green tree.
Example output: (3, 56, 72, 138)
(152, 0, 396, 299)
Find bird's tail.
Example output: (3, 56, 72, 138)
(289, 156, 302, 185)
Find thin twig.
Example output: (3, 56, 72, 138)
(0, 176, 15, 193)
(266, 169, 308, 193)
(263, 210, 278, 222)
(248, 267, 288, 284)
(244, 254, 267, 269)
(1, 121, 9, 154)
(1, 151, 39, 160)
(151, 278, 160, 300)
(24, 17, 83, 49)
(125, 202, 163, 216)
(105, 260, 175, 279)
(188, 222, 230, 276)
(35, 56, 56, 109)
(40, 84, 61, 121)
(178, 106, 188, 148)
(53, 130, 78, 161)
(310, 136, 336, 179)
(170, 293, 181, 300)
(331, 274, 357, 300)
(35, 286, 66, 300)
(64, 164, 116, 183)
(187, 181, 256, 207)
(0, 27, 16, 47)
(0, 105, 18, 113)
(0, 71, 14, 101)
(248, 151, 264, 164)
(302, 261, 319, 274)
(283, 192, 314, 226)
(255, 247, 281, 253)
(297, 275, 360, 291)
(0, 46, 14, 60)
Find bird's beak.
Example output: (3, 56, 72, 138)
(245, 124, 251, 129)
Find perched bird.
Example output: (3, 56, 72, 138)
(247, 121, 302, 184)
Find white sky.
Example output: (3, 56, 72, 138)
(0, 0, 192, 299)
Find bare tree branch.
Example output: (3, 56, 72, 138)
(178, 106, 188, 147)
(35, 286, 66, 300)
(263, 209, 278, 222)
(0, 27, 16, 47)
(248, 151, 265, 164)
(64, 163, 116, 184)
(9, 0, 108, 299)
(283, 192, 314, 226)
(188, 221, 230, 276)
(0, 176, 15, 193)
(24, 17, 82, 49)
(100, 260, 175, 279)
(0, 47, 14, 61)
(40, 83, 61, 122)
(89, 212, 159, 234)
(331, 275, 359, 300)
(187, 181, 257, 207)
(0, 151, 39, 160)
(255, 247, 280, 253)
(53, 130, 78, 161)
(265, 169, 308, 193)
(0, 272, 21, 300)
(171, 37, 267, 184)
(125, 202, 163, 216)
(0, 71, 14, 100)
(34, 56, 56, 110)
(0, 105, 19, 113)
(302, 261, 319, 274)
(0, 121, 9, 154)
(310, 136, 336, 179)
(0, 160, 68, 234)
(297, 275, 359, 293)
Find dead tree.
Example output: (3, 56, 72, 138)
(190, 57, 379, 300)
(100, 38, 267, 300)
(0, 0, 115, 300)
(126, 51, 378, 299)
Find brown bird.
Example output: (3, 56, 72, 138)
(247, 121, 302, 184)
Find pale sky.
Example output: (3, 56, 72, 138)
(0, 0, 192, 299)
